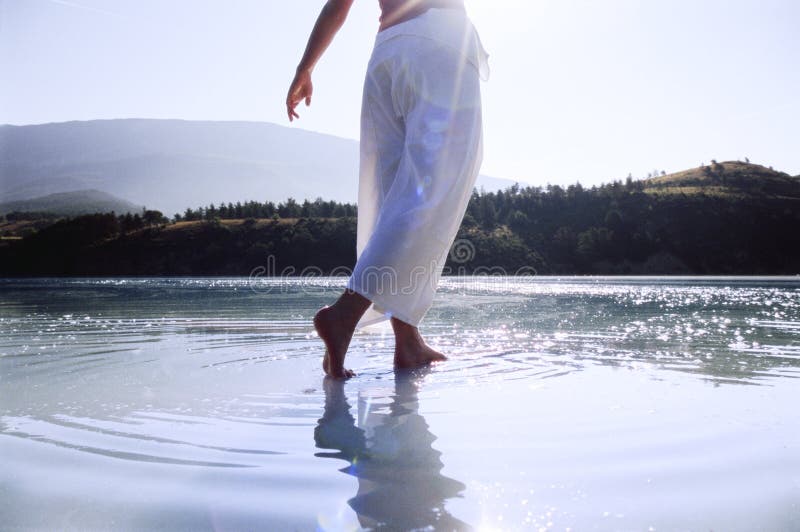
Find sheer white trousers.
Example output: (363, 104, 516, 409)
(347, 9, 486, 328)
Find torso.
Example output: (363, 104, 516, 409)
(378, 0, 465, 31)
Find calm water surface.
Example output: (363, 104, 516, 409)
(1, 277, 799, 530)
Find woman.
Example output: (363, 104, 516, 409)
(286, 0, 488, 378)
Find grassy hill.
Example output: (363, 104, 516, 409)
(641, 161, 800, 199)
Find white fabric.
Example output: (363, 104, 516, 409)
(347, 8, 488, 328)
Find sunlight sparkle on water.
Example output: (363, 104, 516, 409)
(0, 277, 798, 530)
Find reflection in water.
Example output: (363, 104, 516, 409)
(2, 278, 799, 529)
(315, 371, 468, 530)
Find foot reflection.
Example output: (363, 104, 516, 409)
(315, 370, 468, 530)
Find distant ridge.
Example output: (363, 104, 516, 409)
(0, 189, 143, 216)
(0, 119, 517, 216)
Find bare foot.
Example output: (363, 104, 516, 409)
(314, 306, 356, 379)
(394, 339, 447, 369)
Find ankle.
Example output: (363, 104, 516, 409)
(329, 290, 370, 322)
(394, 330, 426, 350)
(326, 302, 360, 330)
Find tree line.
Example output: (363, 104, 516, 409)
(1, 173, 798, 276)
(175, 197, 357, 222)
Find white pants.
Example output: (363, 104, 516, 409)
(347, 8, 488, 328)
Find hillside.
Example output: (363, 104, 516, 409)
(641, 161, 800, 199)
(1, 165, 798, 276)
(0, 119, 516, 217)
(0, 189, 143, 216)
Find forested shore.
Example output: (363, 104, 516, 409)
(1, 162, 799, 276)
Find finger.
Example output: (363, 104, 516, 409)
(305, 95, 311, 106)
(286, 92, 301, 117)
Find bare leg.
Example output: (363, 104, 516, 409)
(392, 317, 447, 369)
(314, 289, 371, 379)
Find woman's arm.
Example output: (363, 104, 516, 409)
(286, 0, 355, 122)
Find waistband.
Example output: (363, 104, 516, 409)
(374, 8, 490, 81)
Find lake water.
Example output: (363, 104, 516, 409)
(1, 277, 799, 531)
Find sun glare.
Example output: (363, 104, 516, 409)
(465, 0, 532, 29)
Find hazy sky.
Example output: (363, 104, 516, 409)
(2, 0, 799, 186)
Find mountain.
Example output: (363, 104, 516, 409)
(0, 119, 517, 217)
(0, 189, 143, 216)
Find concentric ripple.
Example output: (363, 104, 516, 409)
(0, 276, 798, 530)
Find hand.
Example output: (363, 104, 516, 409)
(286, 69, 313, 122)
